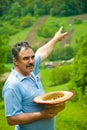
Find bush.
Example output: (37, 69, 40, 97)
(38, 26, 52, 38)
(58, 46, 75, 60)
(6, 49, 13, 64)
(0, 81, 5, 101)
(37, 24, 58, 38)
(51, 64, 73, 86)
(74, 18, 83, 24)
(49, 46, 74, 61)
(19, 15, 35, 28)
(0, 35, 9, 74)
(72, 35, 87, 93)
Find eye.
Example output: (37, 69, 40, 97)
(23, 57, 29, 60)
(31, 55, 35, 59)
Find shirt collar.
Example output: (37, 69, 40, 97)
(11, 67, 31, 81)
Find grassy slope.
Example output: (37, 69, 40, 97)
(8, 14, 87, 49)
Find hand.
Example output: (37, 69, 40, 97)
(46, 103, 65, 114)
(40, 108, 58, 119)
(40, 103, 65, 119)
(53, 26, 68, 42)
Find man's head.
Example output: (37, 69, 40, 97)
(12, 42, 34, 60)
(12, 42, 35, 76)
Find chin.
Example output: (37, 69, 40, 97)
(28, 68, 34, 72)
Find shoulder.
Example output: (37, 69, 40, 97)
(2, 73, 21, 96)
(5, 73, 20, 88)
(35, 54, 41, 63)
(33, 54, 41, 75)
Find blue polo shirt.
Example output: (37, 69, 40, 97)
(2, 55, 55, 130)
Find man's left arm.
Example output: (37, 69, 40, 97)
(35, 26, 68, 62)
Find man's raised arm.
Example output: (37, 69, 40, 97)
(35, 26, 68, 62)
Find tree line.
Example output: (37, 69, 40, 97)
(0, 0, 87, 17)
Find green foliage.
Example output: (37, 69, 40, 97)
(58, 46, 75, 60)
(72, 35, 87, 99)
(49, 46, 74, 61)
(6, 50, 13, 64)
(56, 101, 87, 130)
(8, 2, 22, 17)
(48, 48, 58, 61)
(51, 64, 73, 85)
(38, 24, 58, 38)
(0, 81, 5, 101)
(50, 8, 56, 16)
(0, 106, 14, 129)
(74, 18, 83, 24)
(0, 35, 9, 74)
(71, 20, 87, 48)
(41, 69, 87, 130)
(0, 0, 87, 18)
(19, 15, 35, 28)
(0, 20, 20, 36)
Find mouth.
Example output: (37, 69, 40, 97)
(26, 64, 34, 68)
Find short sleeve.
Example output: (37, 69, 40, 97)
(33, 54, 41, 75)
(3, 87, 23, 117)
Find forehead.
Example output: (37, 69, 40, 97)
(19, 47, 35, 57)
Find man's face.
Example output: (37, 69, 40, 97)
(14, 47, 35, 76)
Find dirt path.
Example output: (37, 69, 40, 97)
(60, 14, 87, 47)
(68, 13, 87, 24)
(25, 16, 48, 46)
(25, 15, 75, 48)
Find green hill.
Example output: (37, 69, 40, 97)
(8, 14, 87, 49)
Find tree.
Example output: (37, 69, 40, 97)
(0, 0, 87, 17)
(57, 46, 74, 60)
(72, 35, 87, 93)
(0, 35, 9, 76)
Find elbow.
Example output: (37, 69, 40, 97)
(7, 121, 15, 126)
(8, 122, 14, 126)
(7, 120, 15, 126)
(7, 117, 16, 126)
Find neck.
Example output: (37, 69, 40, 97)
(14, 66, 30, 76)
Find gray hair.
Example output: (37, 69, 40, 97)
(11, 42, 34, 59)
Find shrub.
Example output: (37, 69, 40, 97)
(0, 81, 5, 101)
(49, 46, 74, 61)
(72, 35, 87, 93)
(19, 15, 35, 28)
(38, 26, 52, 38)
(74, 18, 83, 24)
(37, 24, 58, 38)
(57, 46, 75, 60)
(51, 64, 73, 85)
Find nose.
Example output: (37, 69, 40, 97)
(29, 57, 34, 63)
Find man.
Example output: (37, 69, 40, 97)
(2, 26, 68, 130)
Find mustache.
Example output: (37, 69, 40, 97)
(26, 63, 34, 68)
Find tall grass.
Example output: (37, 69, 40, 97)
(8, 27, 31, 46)
(0, 101, 14, 130)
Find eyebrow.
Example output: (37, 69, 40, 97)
(23, 55, 35, 59)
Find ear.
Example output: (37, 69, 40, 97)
(13, 57, 19, 66)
